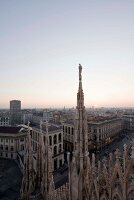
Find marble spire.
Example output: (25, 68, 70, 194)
(71, 64, 89, 200)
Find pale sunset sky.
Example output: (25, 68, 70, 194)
(0, 0, 134, 108)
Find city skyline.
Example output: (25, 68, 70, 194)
(0, 1, 134, 108)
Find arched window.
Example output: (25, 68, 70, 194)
(49, 136, 52, 146)
(59, 144, 62, 153)
(53, 146, 57, 156)
(58, 133, 62, 142)
(53, 135, 57, 144)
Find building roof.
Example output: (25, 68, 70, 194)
(62, 120, 74, 125)
(0, 127, 22, 134)
(31, 123, 61, 133)
(44, 125, 60, 132)
(88, 117, 121, 125)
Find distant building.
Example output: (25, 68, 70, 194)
(23, 112, 33, 124)
(123, 114, 134, 131)
(88, 117, 123, 150)
(62, 117, 123, 152)
(10, 100, 21, 125)
(0, 117, 10, 126)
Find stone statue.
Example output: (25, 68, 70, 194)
(79, 64, 82, 81)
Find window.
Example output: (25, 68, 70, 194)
(11, 154, 13, 158)
(6, 153, 8, 157)
(94, 129, 97, 133)
(44, 136, 45, 144)
(20, 138, 24, 142)
(59, 159, 62, 167)
(35, 143, 37, 151)
(68, 127, 70, 134)
(11, 139, 13, 143)
(53, 135, 57, 144)
(1, 139, 3, 142)
(53, 146, 57, 156)
(58, 133, 62, 142)
(93, 135, 97, 141)
(21, 145, 24, 151)
(59, 144, 62, 153)
(6, 139, 8, 142)
(5, 146, 8, 151)
(54, 159, 57, 170)
(72, 127, 74, 135)
(11, 146, 14, 151)
(35, 132, 37, 141)
(0, 145, 3, 150)
(0, 153, 2, 157)
(49, 136, 52, 146)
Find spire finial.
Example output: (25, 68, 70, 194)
(79, 64, 82, 81)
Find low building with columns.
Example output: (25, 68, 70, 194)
(30, 123, 64, 171)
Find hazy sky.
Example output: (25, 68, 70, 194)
(0, 0, 134, 108)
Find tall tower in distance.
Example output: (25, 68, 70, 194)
(10, 100, 21, 125)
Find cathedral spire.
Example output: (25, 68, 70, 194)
(77, 64, 84, 109)
(75, 64, 88, 162)
(71, 64, 89, 200)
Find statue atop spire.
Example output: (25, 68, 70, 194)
(79, 64, 82, 81)
(77, 64, 84, 108)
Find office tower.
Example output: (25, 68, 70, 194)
(10, 100, 21, 125)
